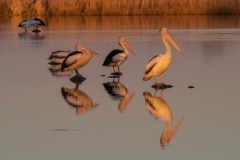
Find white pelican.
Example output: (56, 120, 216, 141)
(102, 36, 135, 75)
(18, 19, 32, 32)
(30, 18, 46, 32)
(143, 90, 183, 148)
(61, 85, 98, 115)
(18, 18, 46, 32)
(103, 77, 134, 112)
(48, 49, 71, 64)
(61, 44, 100, 78)
(143, 27, 183, 87)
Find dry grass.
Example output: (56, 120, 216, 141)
(0, 0, 239, 16)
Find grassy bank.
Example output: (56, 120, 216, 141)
(0, 0, 239, 16)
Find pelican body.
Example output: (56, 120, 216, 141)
(18, 19, 32, 32)
(143, 27, 183, 87)
(18, 18, 46, 32)
(61, 44, 100, 78)
(102, 36, 135, 75)
(48, 49, 71, 64)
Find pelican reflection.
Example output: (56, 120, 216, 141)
(103, 77, 134, 112)
(143, 90, 183, 148)
(61, 84, 98, 115)
(48, 64, 73, 77)
(18, 31, 46, 40)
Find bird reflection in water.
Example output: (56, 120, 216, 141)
(48, 64, 73, 77)
(61, 83, 99, 115)
(143, 89, 183, 148)
(103, 77, 134, 112)
(18, 31, 46, 40)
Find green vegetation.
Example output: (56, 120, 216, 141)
(0, 0, 239, 16)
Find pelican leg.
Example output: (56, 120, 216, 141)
(75, 70, 83, 78)
(113, 67, 116, 73)
(116, 66, 122, 75)
(160, 74, 164, 84)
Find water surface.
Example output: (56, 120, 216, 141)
(0, 15, 240, 160)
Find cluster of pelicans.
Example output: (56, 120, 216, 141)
(18, 17, 186, 147)
(18, 17, 185, 89)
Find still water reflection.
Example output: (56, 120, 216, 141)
(0, 15, 240, 160)
(143, 90, 183, 148)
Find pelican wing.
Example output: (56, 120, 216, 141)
(61, 51, 83, 71)
(112, 52, 126, 63)
(145, 55, 160, 74)
(102, 49, 124, 66)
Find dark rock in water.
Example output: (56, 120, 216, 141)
(101, 75, 105, 77)
(70, 75, 86, 84)
(151, 84, 173, 89)
(188, 86, 195, 89)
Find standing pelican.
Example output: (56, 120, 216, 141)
(61, 44, 100, 78)
(30, 18, 46, 32)
(18, 18, 46, 32)
(143, 27, 183, 87)
(48, 49, 71, 64)
(18, 19, 32, 32)
(143, 90, 183, 148)
(102, 36, 135, 75)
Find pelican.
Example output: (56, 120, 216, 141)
(143, 27, 183, 87)
(18, 19, 32, 32)
(103, 77, 134, 112)
(61, 84, 98, 115)
(30, 18, 46, 32)
(48, 64, 73, 77)
(102, 36, 135, 75)
(143, 90, 183, 148)
(18, 18, 46, 32)
(48, 49, 71, 64)
(61, 44, 100, 78)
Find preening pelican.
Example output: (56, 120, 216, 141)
(18, 18, 46, 32)
(48, 49, 71, 64)
(103, 77, 134, 112)
(18, 19, 32, 32)
(30, 18, 46, 32)
(102, 36, 135, 75)
(61, 44, 100, 78)
(143, 27, 183, 87)
(143, 90, 183, 148)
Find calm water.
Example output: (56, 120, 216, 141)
(0, 15, 240, 160)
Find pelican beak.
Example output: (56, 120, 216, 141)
(164, 32, 183, 55)
(124, 40, 135, 55)
(85, 47, 100, 56)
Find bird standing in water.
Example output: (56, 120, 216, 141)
(61, 44, 100, 79)
(102, 36, 135, 75)
(18, 18, 46, 32)
(143, 27, 183, 87)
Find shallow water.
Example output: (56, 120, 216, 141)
(0, 15, 240, 160)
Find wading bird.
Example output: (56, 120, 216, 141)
(18, 19, 32, 32)
(30, 18, 46, 32)
(48, 49, 71, 64)
(143, 27, 183, 87)
(18, 18, 46, 32)
(61, 44, 100, 79)
(102, 36, 135, 75)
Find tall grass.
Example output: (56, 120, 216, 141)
(0, 0, 239, 16)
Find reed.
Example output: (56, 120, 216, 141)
(0, 0, 239, 16)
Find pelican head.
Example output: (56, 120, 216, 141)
(75, 44, 100, 56)
(118, 36, 135, 55)
(159, 27, 183, 55)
